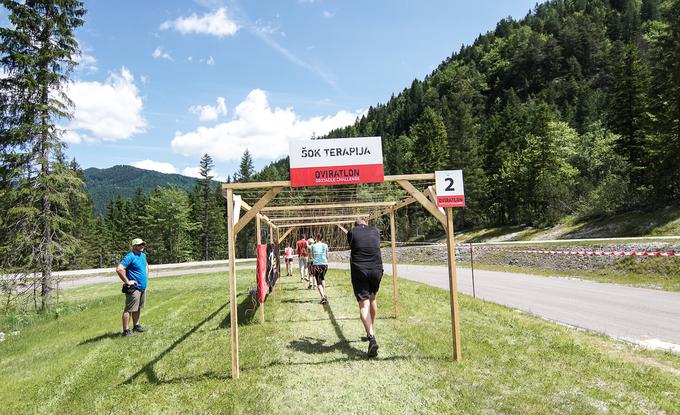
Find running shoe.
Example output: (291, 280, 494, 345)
(367, 336, 379, 357)
(133, 324, 146, 333)
(121, 329, 134, 337)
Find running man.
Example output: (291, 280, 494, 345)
(347, 218, 383, 357)
(296, 234, 308, 282)
(310, 233, 329, 304)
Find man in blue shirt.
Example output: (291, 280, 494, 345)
(117, 238, 149, 337)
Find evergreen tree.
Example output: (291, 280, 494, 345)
(0, 0, 86, 309)
(189, 154, 226, 260)
(646, 0, 680, 199)
(233, 149, 254, 183)
(608, 42, 650, 185)
(144, 187, 197, 264)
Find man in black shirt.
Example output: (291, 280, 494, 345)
(347, 218, 383, 357)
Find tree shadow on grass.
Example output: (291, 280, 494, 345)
(286, 303, 365, 359)
(281, 298, 317, 304)
(78, 332, 122, 345)
(121, 301, 229, 385)
(217, 293, 262, 329)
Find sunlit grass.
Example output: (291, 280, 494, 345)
(1, 270, 679, 414)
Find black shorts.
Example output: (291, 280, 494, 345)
(350, 265, 383, 301)
(285, 257, 293, 263)
(310, 264, 328, 284)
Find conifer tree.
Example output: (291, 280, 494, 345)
(0, 0, 87, 309)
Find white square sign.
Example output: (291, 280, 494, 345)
(435, 170, 465, 208)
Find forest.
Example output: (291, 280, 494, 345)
(1, 0, 679, 309)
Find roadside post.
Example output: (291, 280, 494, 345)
(435, 170, 465, 362)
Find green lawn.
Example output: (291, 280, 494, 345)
(1, 270, 679, 414)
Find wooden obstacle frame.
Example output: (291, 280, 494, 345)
(222, 173, 462, 379)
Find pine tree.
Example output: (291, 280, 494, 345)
(233, 149, 254, 183)
(0, 0, 87, 309)
(608, 42, 649, 185)
(189, 154, 225, 260)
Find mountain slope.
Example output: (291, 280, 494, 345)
(84, 165, 202, 214)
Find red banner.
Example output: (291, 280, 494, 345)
(290, 163, 384, 187)
(256, 244, 268, 303)
(436, 195, 465, 207)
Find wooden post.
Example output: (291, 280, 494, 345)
(226, 189, 240, 379)
(389, 208, 399, 319)
(445, 207, 462, 362)
(257, 214, 264, 323)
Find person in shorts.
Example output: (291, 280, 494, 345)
(347, 218, 383, 357)
(296, 234, 308, 282)
(310, 233, 329, 304)
(284, 243, 294, 276)
(116, 238, 149, 337)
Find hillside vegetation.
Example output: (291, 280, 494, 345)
(84, 165, 202, 214)
(324, 0, 680, 236)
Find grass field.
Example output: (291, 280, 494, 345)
(1, 270, 679, 414)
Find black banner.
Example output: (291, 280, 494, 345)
(266, 243, 280, 292)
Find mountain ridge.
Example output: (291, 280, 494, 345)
(84, 165, 205, 214)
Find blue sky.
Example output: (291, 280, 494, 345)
(3, 0, 539, 181)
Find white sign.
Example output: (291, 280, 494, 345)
(288, 137, 384, 187)
(435, 170, 465, 207)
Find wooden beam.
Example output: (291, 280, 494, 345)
(426, 185, 445, 216)
(396, 180, 446, 228)
(336, 224, 348, 234)
(277, 220, 356, 228)
(269, 214, 369, 222)
(368, 196, 417, 221)
(390, 208, 399, 319)
(234, 187, 283, 235)
(277, 226, 297, 244)
(262, 201, 395, 212)
(384, 173, 435, 182)
(445, 207, 462, 362)
(226, 189, 239, 379)
(239, 199, 275, 226)
(221, 173, 435, 191)
(223, 180, 290, 190)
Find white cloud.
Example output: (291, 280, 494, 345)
(171, 89, 363, 162)
(160, 8, 239, 38)
(132, 160, 177, 174)
(322, 11, 335, 18)
(152, 46, 173, 61)
(66, 67, 147, 142)
(74, 52, 98, 72)
(207, 56, 215, 65)
(190, 96, 228, 121)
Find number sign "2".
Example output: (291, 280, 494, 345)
(435, 170, 465, 208)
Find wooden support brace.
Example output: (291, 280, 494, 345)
(234, 187, 283, 235)
(336, 224, 348, 234)
(396, 180, 446, 228)
(278, 226, 297, 244)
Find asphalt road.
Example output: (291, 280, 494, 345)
(60, 260, 680, 353)
(329, 262, 680, 354)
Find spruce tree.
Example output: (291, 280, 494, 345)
(234, 149, 254, 183)
(0, 0, 87, 309)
